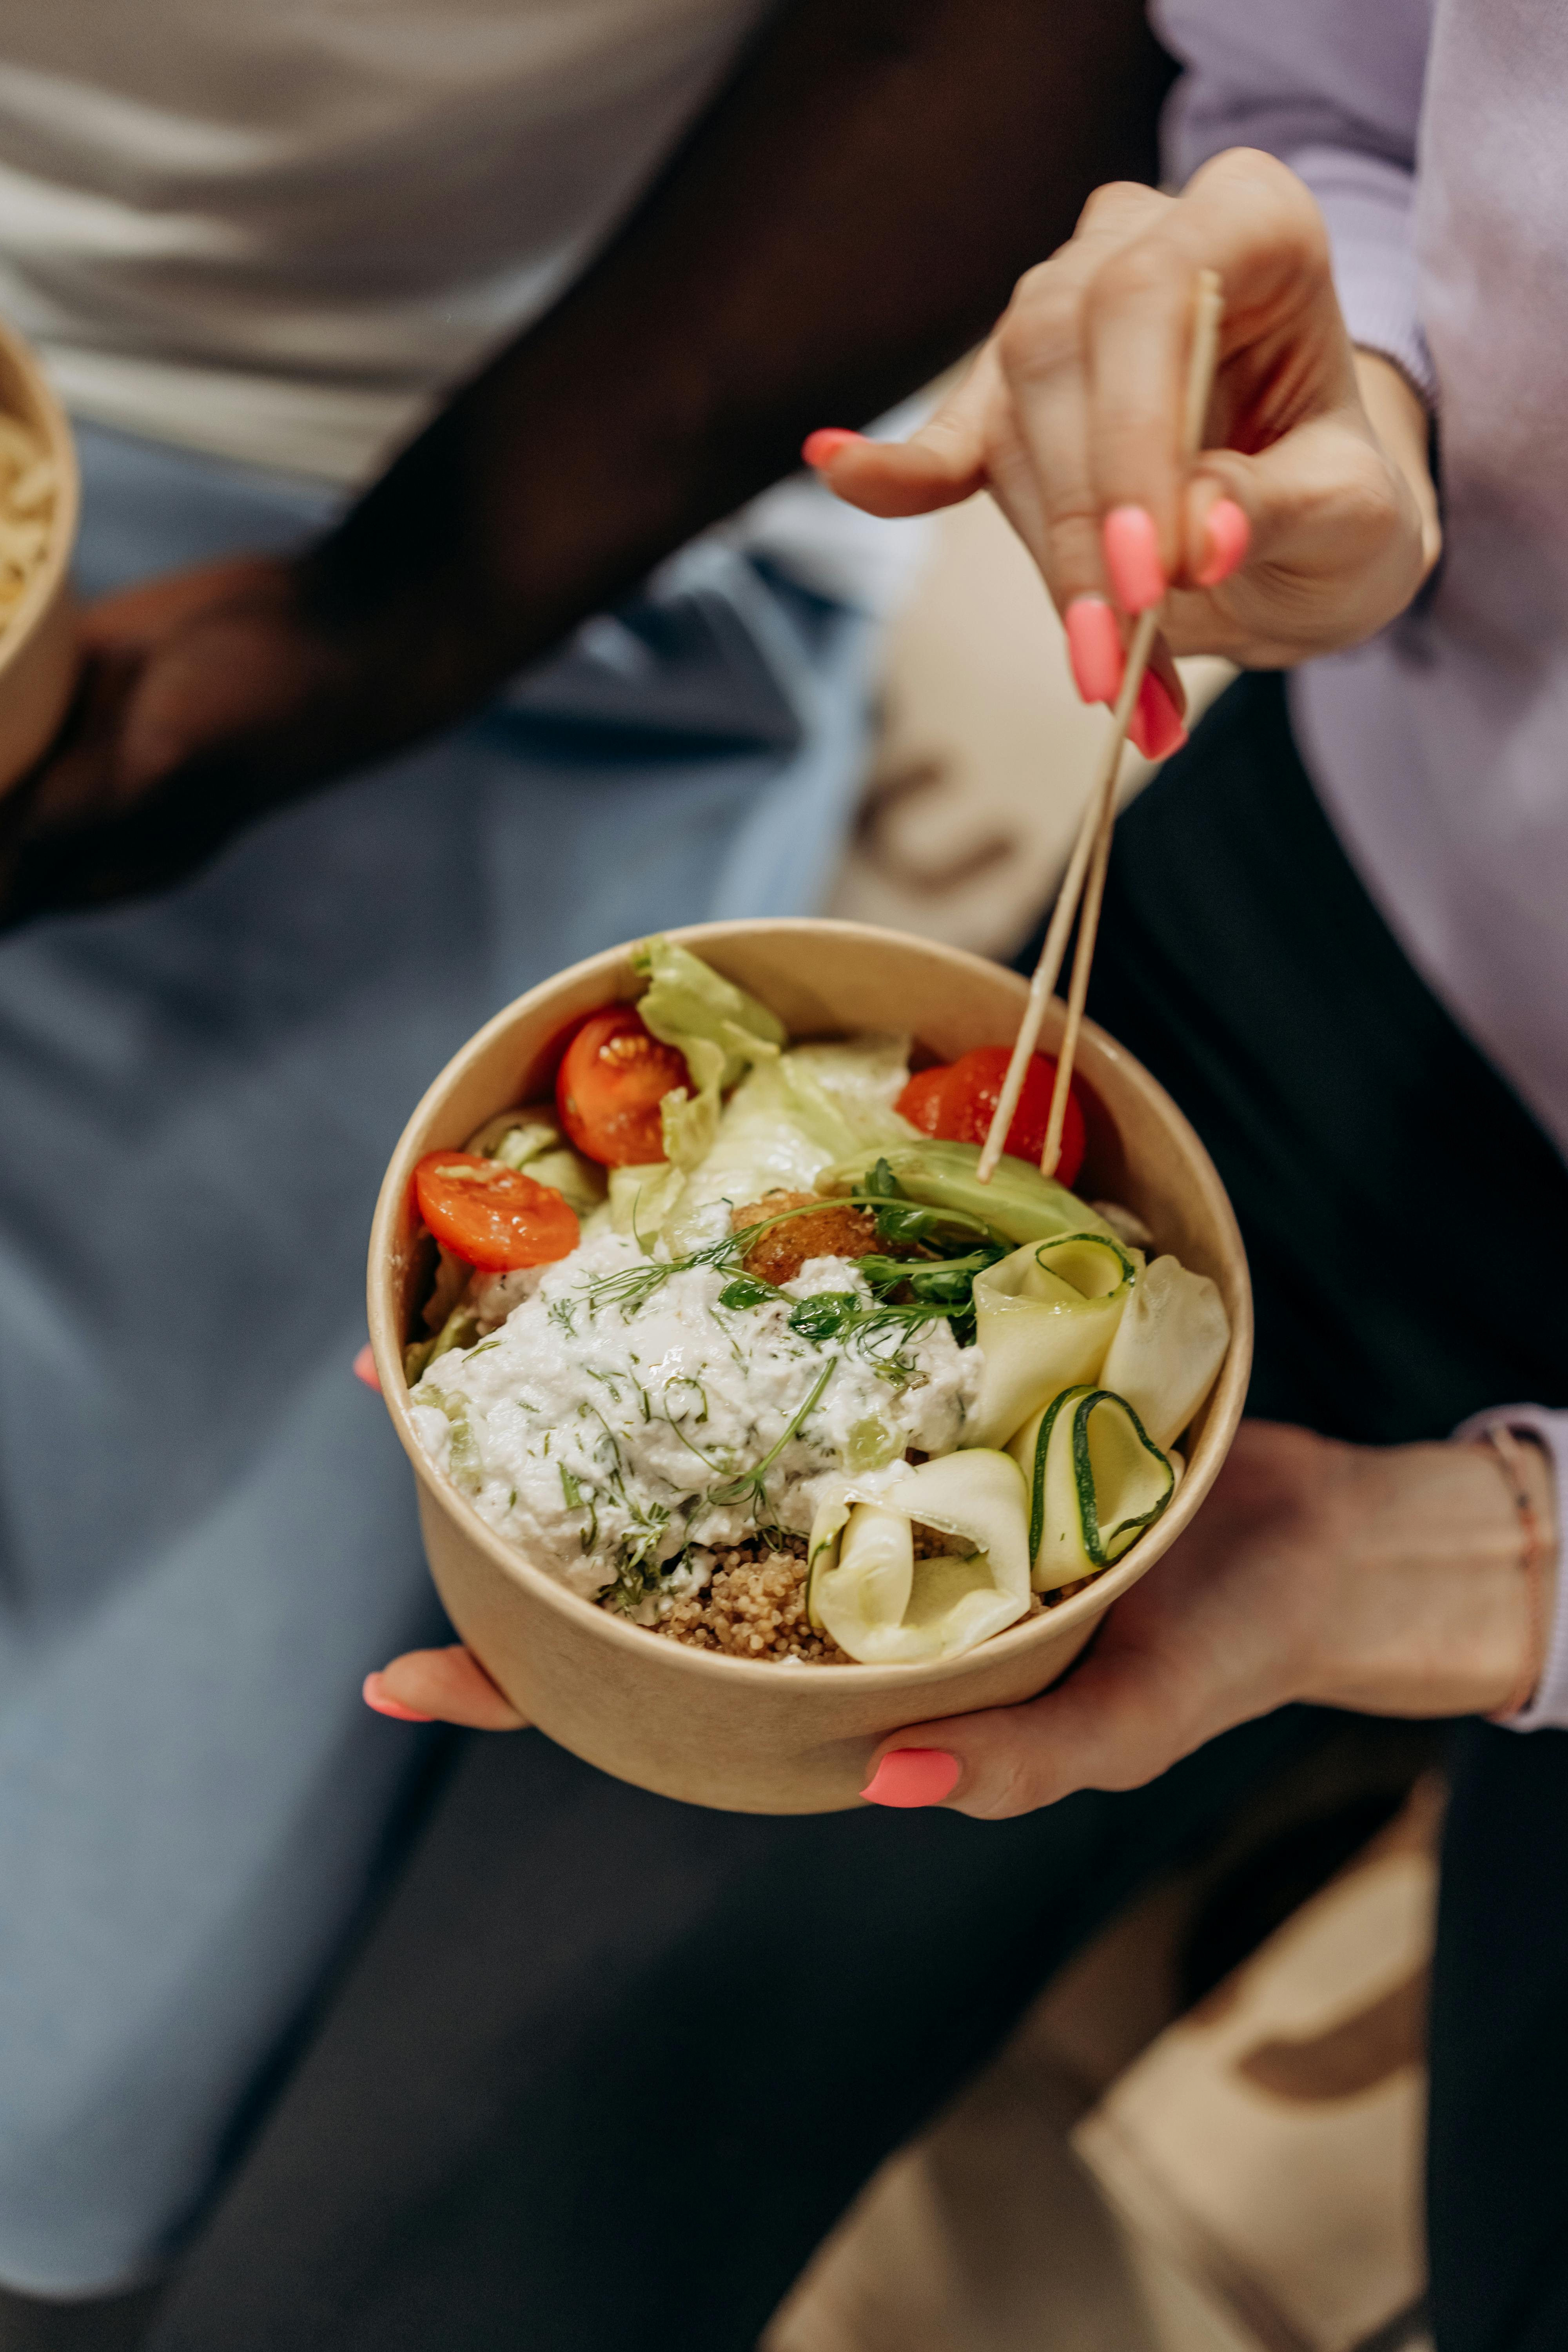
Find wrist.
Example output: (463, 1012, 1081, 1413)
(1294, 1437, 1542, 1718)
(1353, 348, 1441, 584)
(1474, 1426, 1559, 1722)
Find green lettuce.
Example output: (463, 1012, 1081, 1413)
(605, 1161, 687, 1251)
(461, 1106, 607, 1215)
(659, 1038, 917, 1256)
(630, 936, 787, 1169)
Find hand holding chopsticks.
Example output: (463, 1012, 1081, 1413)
(977, 268, 1225, 1185)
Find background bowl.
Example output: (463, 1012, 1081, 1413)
(0, 315, 80, 795)
(369, 920, 1251, 1813)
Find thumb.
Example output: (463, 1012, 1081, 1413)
(868, 1641, 1184, 1820)
(366, 1644, 529, 1730)
(803, 343, 1001, 519)
(1165, 408, 1432, 661)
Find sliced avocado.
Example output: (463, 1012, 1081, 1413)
(818, 1138, 1113, 1248)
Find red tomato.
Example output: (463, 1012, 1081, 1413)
(555, 1005, 689, 1167)
(897, 1046, 1087, 1185)
(893, 1065, 960, 1136)
(414, 1152, 579, 1270)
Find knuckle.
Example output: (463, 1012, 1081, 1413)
(1078, 179, 1168, 240)
(1009, 256, 1057, 309)
(1189, 147, 1333, 286)
(1296, 434, 1402, 543)
(958, 1705, 1068, 1819)
(1339, 471, 1401, 548)
(1042, 504, 1104, 584)
(964, 1754, 1041, 1820)
(997, 276, 1082, 385)
(918, 408, 976, 458)
(1089, 235, 1182, 318)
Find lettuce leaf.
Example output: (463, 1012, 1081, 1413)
(781, 1036, 917, 1157)
(630, 936, 787, 1169)
(460, 1104, 606, 1215)
(660, 1038, 917, 1255)
(605, 1161, 687, 1251)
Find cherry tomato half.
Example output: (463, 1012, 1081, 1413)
(895, 1064, 962, 1138)
(556, 1005, 689, 1167)
(414, 1152, 579, 1270)
(897, 1045, 1087, 1186)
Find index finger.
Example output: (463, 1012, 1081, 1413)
(1083, 148, 1354, 586)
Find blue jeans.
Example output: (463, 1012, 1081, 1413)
(0, 426, 876, 2293)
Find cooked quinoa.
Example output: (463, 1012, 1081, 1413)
(654, 1536, 851, 1664)
(651, 1523, 1074, 1666)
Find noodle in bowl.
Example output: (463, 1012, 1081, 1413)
(0, 316, 79, 795)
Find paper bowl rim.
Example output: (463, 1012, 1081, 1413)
(0, 314, 80, 677)
(368, 918, 1252, 1695)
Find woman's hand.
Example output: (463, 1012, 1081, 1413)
(364, 1645, 528, 1731)
(0, 555, 369, 924)
(807, 149, 1441, 737)
(364, 1423, 1555, 1764)
(861, 1422, 1555, 1820)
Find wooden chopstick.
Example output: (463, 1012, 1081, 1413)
(978, 267, 1225, 1184)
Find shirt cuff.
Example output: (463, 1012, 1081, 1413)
(1452, 1404, 1568, 1731)
(1281, 145, 1437, 409)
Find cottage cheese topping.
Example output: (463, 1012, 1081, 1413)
(410, 1230, 979, 1608)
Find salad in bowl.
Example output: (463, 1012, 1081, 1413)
(397, 936, 1230, 1677)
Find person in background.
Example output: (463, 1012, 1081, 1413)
(809, 2, 1568, 2345)
(0, 6, 1250, 2350)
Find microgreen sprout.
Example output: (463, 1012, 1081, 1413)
(580, 1196, 868, 1321)
(717, 1272, 779, 1312)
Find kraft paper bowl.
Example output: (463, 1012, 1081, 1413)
(0, 316, 79, 795)
(369, 920, 1251, 1814)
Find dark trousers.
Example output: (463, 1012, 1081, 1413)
(138, 1690, 1308, 2348)
(96, 675, 1568, 2350)
(1074, 672, 1568, 2352)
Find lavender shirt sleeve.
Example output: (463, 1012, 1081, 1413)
(1149, 1, 1568, 1726)
(1450, 1408, 1568, 1731)
(1149, 0, 1438, 402)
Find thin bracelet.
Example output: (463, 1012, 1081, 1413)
(1481, 1426, 1550, 1720)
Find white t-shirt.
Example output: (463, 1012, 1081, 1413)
(0, 0, 768, 482)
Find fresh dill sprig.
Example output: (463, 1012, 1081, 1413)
(579, 1197, 858, 1321)
(559, 1463, 599, 1552)
(706, 1356, 837, 1513)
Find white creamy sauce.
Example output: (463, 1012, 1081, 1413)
(411, 1230, 980, 1610)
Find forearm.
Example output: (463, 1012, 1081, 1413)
(0, 0, 1176, 926)
(298, 0, 1175, 753)
(867, 1422, 1560, 1821)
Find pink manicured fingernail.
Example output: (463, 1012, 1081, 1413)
(362, 1673, 434, 1724)
(1103, 505, 1166, 613)
(1065, 596, 1124, 705)
(1127, 669, 1188, 762)
(860, 1748, 961, 1808)
(802, 428, 865, 468)
(1196, 495, 1250, 587)
(352, 1343, 381, 1393)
